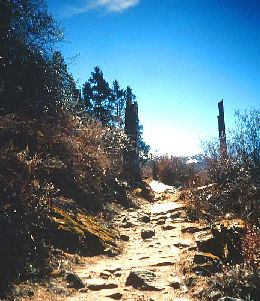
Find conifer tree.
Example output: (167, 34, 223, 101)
(82, 67, 112, 125)
(111, 79, 125, 126)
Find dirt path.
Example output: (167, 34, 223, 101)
(18, 188, 205, 301)
(64, 189, 200, 301)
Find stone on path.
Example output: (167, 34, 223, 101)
(121, 221, 134, 228)
(173, 239, 191, 249)
(105, 266, 122, 274)
(141, 229, 155, 239)
(120, 234, 129, 241)
(163, 225, 176, 230)
(151, 260, 175, 267)
(106, 292, 123, 300)
(168, 276, 182, 289)
(140, 215, 151, 223)
(66, 273, 85, 289)
(100, 271, 111, 279)
(125, 270, 163, 291)
(86, 278, 118, 291)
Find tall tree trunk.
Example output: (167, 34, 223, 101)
(218, 99, 227, 157)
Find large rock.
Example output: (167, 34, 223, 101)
(50, 207, 118, 254)
(125, 270, 163, 291)
(192, 253, 223, 276)
(194, 230, 223, 257)
(195, 219, 246, 262)
(211, 219, 246, 262)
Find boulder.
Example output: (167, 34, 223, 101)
(195, 220, 247, 262)
(192, 252, 222, 275)
(50, 207, 118, 254)
(121, 221, 134, 228)
(194, 230, 222, 257)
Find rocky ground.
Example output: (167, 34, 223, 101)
(10, 183, 250, 301)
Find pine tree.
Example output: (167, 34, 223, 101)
(111, 80, 125, 126)
(82, 67, 112, 125)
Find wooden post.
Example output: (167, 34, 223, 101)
(124, 93, 141, 184)
(217, 99, 227, 157)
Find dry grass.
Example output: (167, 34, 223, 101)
(0, 111, 132, 297)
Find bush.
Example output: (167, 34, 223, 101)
(0, 111, 131, 296)
(188, 109, 260, 225)
(147, 155, 197, 187)
(185, 109, 260, 300)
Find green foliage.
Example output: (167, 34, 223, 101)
(0, 0, 75, 115)
(111, 79, 125, 126)
(82, 67, 112, 125)
(138, 124, 151, 161)
(81, 67, 150, 160)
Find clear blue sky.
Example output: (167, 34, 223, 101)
(48, 0, 260, 156)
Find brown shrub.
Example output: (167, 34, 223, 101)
(148, 155, 197, 187)
(0, 111, 130, 296)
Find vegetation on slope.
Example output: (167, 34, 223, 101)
(0, 112, 137, 296)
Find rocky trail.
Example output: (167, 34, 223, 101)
(65, 187, 199, 301)
(18, 183, 231, 301)
(68, 190, 196, 300)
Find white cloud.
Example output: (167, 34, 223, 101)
(63, 0, 140, 17)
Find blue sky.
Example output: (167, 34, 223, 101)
(48, 0, 260, 156)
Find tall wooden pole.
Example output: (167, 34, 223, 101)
(217, 99, 227, 157)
